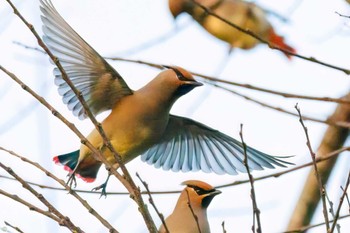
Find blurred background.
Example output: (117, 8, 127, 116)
(0, 0, 350, 232)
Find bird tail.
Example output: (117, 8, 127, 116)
(268, 29, 296, 60)
(53, 150, 100, 183)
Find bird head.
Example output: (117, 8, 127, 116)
(182, 180, 221, 209)
(168, 0, 186, 18)
(168, 0, 200, 18)
(162, 65, 203, 98)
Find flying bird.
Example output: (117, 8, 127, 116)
(168, 0, 295, 59)
(159, 180, 221, 233)
(40, 0, 291, 191)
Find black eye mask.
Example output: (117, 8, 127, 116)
(163, 65, 191, 81)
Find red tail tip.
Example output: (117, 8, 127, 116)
(269, 29, 296, 60)
(76, 174, 95, 183)
(53, 156, 60, 164)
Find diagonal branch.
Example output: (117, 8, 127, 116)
(0, 189, 60, 223)
(330, 170, 350, 233)
(0, 162, 83, 232)
(240, 124, 262, 233)
(0, 146, 117, 232)
(185, 189, 202, 233)
(1, 144, 348, 195)
(295, 104, 330, 230)
(4, 0, 157, 231)
(191, 0, 350, 75)
(287, 92, 350, 230)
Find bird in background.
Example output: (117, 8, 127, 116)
(40, 0, 292, 193)
(168, 0, 296, 59)
(159, 180, 221, 233)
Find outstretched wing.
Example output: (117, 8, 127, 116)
(40, 0, 133, 119)
(141, 115, 292, 175)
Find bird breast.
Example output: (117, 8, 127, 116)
(83, 93, 170, 163)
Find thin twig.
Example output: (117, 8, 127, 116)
(191, 0, 350, 75)
(324, 189, 340, 233)
(239, 124, 262, 233)
(12, 42, 350, 106)
(185, 189, 202, 233)
(107, 57, 350, 105)
(335, 11, 350, 19)
(329, 170, 350, 233)
(0, 189, 60, 223)
(218, 145, 349, 189)
(4, 1, 157, 231)
(221, 221, 227, 233)
(284, 214, 350, 232)
(209, 81, 350, 129)
(340, 186, 350, 213)
(295, 104, 330, 230)
(1, 144, 348, 195)
(136, 173, 169, 233)
(0, 146, 118, 232)
(4, 221, 24, 233)
(0, 162, 83, 232)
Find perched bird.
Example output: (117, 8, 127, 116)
(159, 180, 221, 233)
(40, 0, 291, 188)
(168, 0, 295, 59)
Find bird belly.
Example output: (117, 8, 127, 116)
(200, 3, 270, 49)
(79, 116, 167, 166)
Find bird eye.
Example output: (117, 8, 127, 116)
(190, 186, 209, 196)
(163, 66, 189, 81)
(172, 68, 187, 81)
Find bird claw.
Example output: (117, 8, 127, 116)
(92, 183, 108, 198)
(66, 172, 77, 188)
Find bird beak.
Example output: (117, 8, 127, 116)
(207, 189, 222, 197)
(184, 80, 203, 87)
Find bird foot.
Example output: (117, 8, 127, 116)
(92, 183, 108, 198)
(66, 172, 77, 188)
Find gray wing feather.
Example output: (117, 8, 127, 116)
(141, 115, 293, 175)
(40, 0, 132, 120)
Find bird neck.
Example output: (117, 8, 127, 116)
(137, 80, 179, 113)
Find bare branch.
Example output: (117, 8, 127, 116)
(4, 221, 24, 233)
(0, 146, 118, 232)
(185, 189, 202, 233)
(335, 11, 350, 18)
(0, 189, 60, 223)
(4, 0, 157, 231)
(12, 42, 350, 106)
(1, 144, 348, 196)
(295, 104, 330, 230)
(191, 0, 350, 75)
(285, 214, 350, 232)
(221, 221, 227, 233)
(209, 82, 350, 128)
(239, 124, 262, 233)
(325, 189, 340, 233)
(288, 92, 350, 230)
(330, 171, 350, 233)
(340, 186, 350, 213)
(136, 173, 169, 233)
(0, 162, 83, 232)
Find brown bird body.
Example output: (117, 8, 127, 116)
(41, 0, 292, 186)
(169, 0, 295, 58)
(159, 180, 221, 233)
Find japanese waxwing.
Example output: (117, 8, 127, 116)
(159, 180, 221, 233)
(40, 0, 292, 186)
(168, 0, 295, 59)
